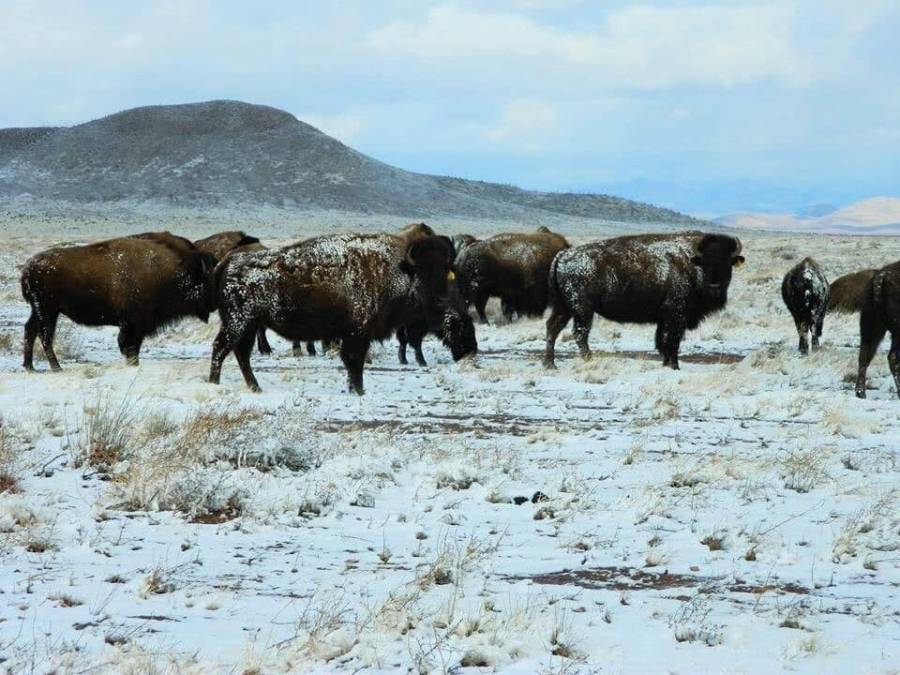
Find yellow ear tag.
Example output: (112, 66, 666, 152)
(734, 258, 744, 268)
(447, 270, 456, 281)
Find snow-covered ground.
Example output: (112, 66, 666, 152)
(1, 226, 899, 673)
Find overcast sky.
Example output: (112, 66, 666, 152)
(1, 1, 897, 216)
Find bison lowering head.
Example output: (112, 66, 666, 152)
(691, 235, 744, 302)
(439, 303, 478, 361)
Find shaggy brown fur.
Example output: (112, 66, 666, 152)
(456, 227, 569, 323)
(209, 231, 468, 394)
(827, 269, 877, 314)
(21, 232, 216, 369)
(855, 262, 900, 399)
(544, 232, 744, 369)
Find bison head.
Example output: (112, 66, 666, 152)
(400, 236, 456, 298)
(691, 235, 744, 302)
(184, 251, 219, 321)
(439, 301, 478, 361)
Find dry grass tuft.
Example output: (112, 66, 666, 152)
(69, 390, 137, 471)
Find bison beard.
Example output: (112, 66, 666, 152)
(20, 232, 216, 370)
(543, 232, 744, 370)
(209, 233, 467, 394)
(781, 257, 829, 354)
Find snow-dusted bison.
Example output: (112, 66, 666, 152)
(855, 262, 900, 399)
(781, 257, 829, 354)
(828, 269, 877, 315)
(21, 232, 216, 370)
(543, 232, 744, 369)
(456, 226, 569, 323)
(209, 231, 472, 394)
(194, 230, 274, 354)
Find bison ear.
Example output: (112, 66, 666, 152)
(732, 255, 745, 268)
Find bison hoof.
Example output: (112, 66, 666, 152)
(855, 389, 866, 399)
(542, 359, 557, 370)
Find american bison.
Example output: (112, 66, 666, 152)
(855, 262, 900, 399)
(543, 232, 744, 369)
(21, 232, 216, 370)
(827, 269, 877, 314)
(209, 230, 471, 394)
(396, 282, 477, 366)
(456, 226, 569, 323)
(781, 258, 829, 354)
(194, 231, 273, 354)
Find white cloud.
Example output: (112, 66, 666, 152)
(485, 99, 558, 149)
(367, 3, 808, 88)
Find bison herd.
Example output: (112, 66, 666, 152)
(15, 224, 900, 400)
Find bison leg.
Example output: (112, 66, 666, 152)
(291, 341, 303, 357)
(501, 298, 516, 323)
(543, 306, 571, 369)
(406, 323, 428, 366)
(209, 326, 233, 385)
(397, 327, 409, 365)
(117, 323, 143, 366)
(889, 333, 900, 400)
(658, 322, 684, 370)
(308, 341, 318, 356)
(795, 319, 810, 355)
(340, 336, 369, 395)
(234, 329, 262, 393)
(38, 309, 62, 371)
(474, 293, 489, 325)
(812, 312, 825, 351)
(855, 309, 886, 399)
(23, 309, 40, 371)
(256, 328, 273, 355)
(572, 311, 593, 360)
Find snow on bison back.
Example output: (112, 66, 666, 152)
(543, 231, 744, 369)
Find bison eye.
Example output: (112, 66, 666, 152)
(690, 255, 702, 266)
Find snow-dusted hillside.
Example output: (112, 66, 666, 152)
(1, 224, 899, 673)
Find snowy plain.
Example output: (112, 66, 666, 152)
(0, 218, 899, 674)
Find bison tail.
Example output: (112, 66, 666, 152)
(546, 250, 565, 313)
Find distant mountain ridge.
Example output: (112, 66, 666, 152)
(716, 197, 900, 235)
(0, 100, 702, 225)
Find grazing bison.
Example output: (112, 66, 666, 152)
(396, 282, 477, 366)
(543, 232, 744, 369)
(828, 269, 877, 314)
(855, 262, 900, 399)
(781, 258, 829, 354)
(21, 232, 216, 370)
(210, 231, 471, 394)
(456, 227, 569, 323)
(194, 231, 273, 354)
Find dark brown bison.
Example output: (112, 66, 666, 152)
(396, 282, 477, 366)
(209, 231, 471, 394)
(193, 231, 273, 354)
(21, 232, 216, 370)
(855, 262, 900, 399)
(456, 227, 569, 323)
(781, 257, 829, 354)
(544, 232, 744, 369)
(827, 269, 877, 314)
